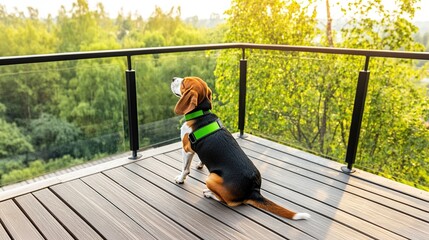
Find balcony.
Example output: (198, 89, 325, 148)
(0, 44, 429, 239)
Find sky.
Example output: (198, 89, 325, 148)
(0, 0, 428, 21)
(0, 0, 232, 19)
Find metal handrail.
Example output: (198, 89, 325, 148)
(1, 43, 429, 66)
(1, 43, 428, 171)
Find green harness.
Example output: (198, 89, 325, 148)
(185, 110, 223, 144)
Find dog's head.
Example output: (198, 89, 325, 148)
(171, 77, 212, 115)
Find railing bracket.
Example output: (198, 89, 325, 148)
(341, 166, 356, 174)
(128, 151, 142, 160)
(239, 133, 248, 139)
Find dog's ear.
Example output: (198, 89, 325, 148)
(206, 85, 213, 109)
(195, 77, 213, 108)
(206, 83, 212, 102)
(174, 88, 199, 115)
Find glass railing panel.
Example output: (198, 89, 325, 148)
(0, 59, 127, 187)
(212, 49, 242, 131)
(356, 58, 429, 190)
(243, 51, 365, 162)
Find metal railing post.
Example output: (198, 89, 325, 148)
(238, 48, 247, 138)
(342, 56, 371, 173)
(125, 56, 141, 159)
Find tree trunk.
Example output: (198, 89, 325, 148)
(326, 0, 334, 47)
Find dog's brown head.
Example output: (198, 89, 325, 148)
(171, 77, 212, 115)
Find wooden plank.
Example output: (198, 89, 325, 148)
(164, 150, 405, 240)
(32, 189, 103, 240)
(239, 137, 429, 214)
(241, 134, 429, 202)
(127, 158, 308, 240)
(81, 173, 199, 240)
(246, 157, 427, 239)
(135, 157, 315, 239)
(239, 140, 429, 212)
(0, 222, 11, 240)
(15, 194, 73, 240)
(0, 142, 182, 202)
(240, 147, 429, 222)
(0, 200, 44, 240)
(51, 179, 155, 239)
(104, 166, 253, 240)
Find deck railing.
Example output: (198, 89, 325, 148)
(1, 43, 428, 176)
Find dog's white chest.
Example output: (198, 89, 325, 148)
(180, 122, 193, 140)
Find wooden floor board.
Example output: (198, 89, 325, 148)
(239, 145, 429, 239)
(240, 136, 429, 204)
(51, 179, 156, 239)
(32, 189, 103, 240)
(0, 224, 10, 240)
(81, 173, 199, 240)
(15, 194, 74, 240)
(161, 151, 401, 240)
(238, 147, 429, 225)
(238, 139, 429, 224)
(0, 134, 428, 240)
(137, 157, 312, 240)
(0, 200, 44, 240)
(251, 156, 426, 239)
(105, 166, 251, 239)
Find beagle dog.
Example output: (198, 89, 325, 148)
(171, 76, 310, 220)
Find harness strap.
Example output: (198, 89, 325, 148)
(185, 109, 211, 121)
(189, 119, 223, 144)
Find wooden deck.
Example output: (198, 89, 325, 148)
(0, 134, 428, 240)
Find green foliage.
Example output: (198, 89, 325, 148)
(0, 103, 5, 117)
(29, 113, 81, 159)
(224, 0, 318, 44)
(58, 58, 124, 136)
(0, 0, 222, 186)
(0, 119, 34, 158)
(340, 0, 423, 51)
(0, 103, 33, 158)
(1, 0, 427, 192)
(336, 0, 429, 189)
(0, 156, 85, 186)
(216, 0, 429, 190)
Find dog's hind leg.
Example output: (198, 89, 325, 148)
(204, 173, 242, 207)
(195, 159, 204, 169)
(203, 189, 222, 202)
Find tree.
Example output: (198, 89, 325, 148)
(0, 7, 60, 122)
(216, 0, 429, 189)
(0, 0, 225, 186)
(58, 57, 124, 145)
(29, 113, 82, 159)
(0, 104, 34, 159)
(215, 0, 322, 140)
(337, 0, 429, 188)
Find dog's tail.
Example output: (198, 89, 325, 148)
(245, 191, 310, 220)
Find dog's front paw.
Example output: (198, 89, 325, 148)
(175, 174, 186, 184)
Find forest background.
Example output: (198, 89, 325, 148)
(0, 0, 428, 190)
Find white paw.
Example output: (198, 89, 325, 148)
(175, 175, 186, 184)
(203, 189, 222, 202)
(196, 161, 204, 169)
(203, 189, 212, 198)
(293, 212, 311, 220)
